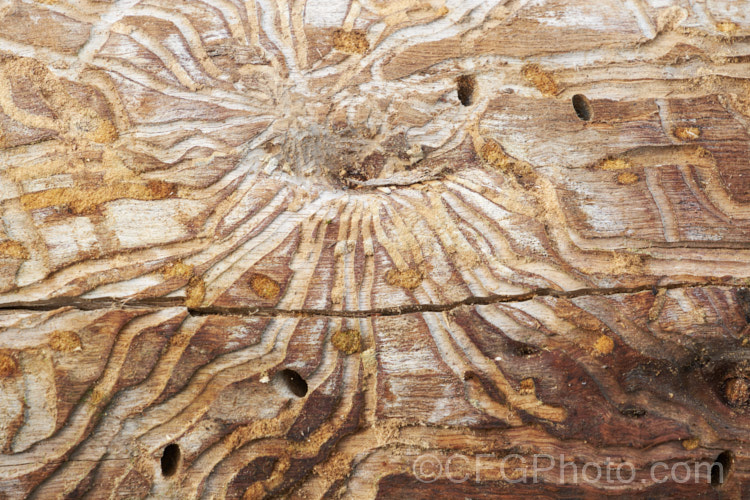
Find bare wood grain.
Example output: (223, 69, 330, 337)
(1, 0, 750, 498)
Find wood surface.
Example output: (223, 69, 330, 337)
(1, 0, 750, 498)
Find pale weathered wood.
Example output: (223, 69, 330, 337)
(1, 0, 750, 498)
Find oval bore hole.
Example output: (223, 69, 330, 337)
(160, 443, 181, 477)
(516, 345, 538, 357)
(456, 75, 476, 106)
(280, 369, 308, 397)
(711, 450, 733, 487)
(619, 406, 647, 418)
(572, 94, 592, 121)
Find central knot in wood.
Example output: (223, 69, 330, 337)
(261, 95, 429, 188)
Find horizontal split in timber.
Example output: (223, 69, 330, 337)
(0, 281, 748, 318)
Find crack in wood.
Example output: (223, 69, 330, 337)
(0, 281, 742, 318)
